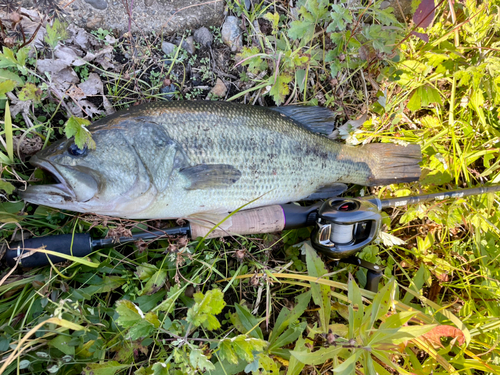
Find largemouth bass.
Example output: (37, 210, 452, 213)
(20, 101, 421, 219)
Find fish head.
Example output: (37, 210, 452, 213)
(20, 123, 166, 217)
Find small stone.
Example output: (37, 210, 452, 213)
(145, 0, 154, 6)
(221, 16, 242, 52)
(380, 1, 390, 9)
(193, 27, 213, 47)
(209, 78, 227, 98)
(84, 0, 108, 10)
(160, 84, 176, 100)
(161, 41, 176, 55)
(86, 15, 104, 29)
(181, 36, 196, 55)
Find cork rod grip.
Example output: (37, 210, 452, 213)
(189, 205, 286, 239)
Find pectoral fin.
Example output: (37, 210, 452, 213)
(180, 164, 242, 190)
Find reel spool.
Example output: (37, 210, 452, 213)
(311, 198, 382, 259)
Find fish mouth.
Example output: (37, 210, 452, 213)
(20, 156, 77, 204)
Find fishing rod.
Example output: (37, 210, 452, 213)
(5, 184, 500, 292)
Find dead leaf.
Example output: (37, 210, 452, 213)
(79, 73, 103, 96)
(422, 325, 466, 348)
(329, 113, 368, 139)
(37, 59, 79, 89)
(208, 78, 227, 98)
(103, 96, 116, 115)
(54, 45, 84, 66)
(83, 45, 115, 70)
(67, 24, 90, 50)
(6, 92, 31, 118)
(413, 0, 435, 29)
(67, 85, 85, 101)
(411, 31, 429, 43)
(13, 135, 43, 159)
(70, 99, 101, 118)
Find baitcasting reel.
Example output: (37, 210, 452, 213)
(311, 198, 382, 259)
(310, 197, 385, 292)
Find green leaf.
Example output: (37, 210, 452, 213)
(303, 242, 331, 330)
(15, 47, 29, 68)
(48, 335, 75, 356)
(186, 289, 225, 330)
(402, 266, 430, 304)
(365, 279, 396, 330)
(0, 69, 23, 85)
(45, 18, 69, 49)
(237, 47, 266, 74)
(288, 19, 314, 42)
(81, 361, 128, 375)
(231, 335, 267, 363)
(3, 100, 14, 164)
(0, 80, 17, 99)
(290, 345, 342, 366)
(407, 90, 422, 111)
(332, 351, 362, 373)
(269, 321, 307, 353)
(116, 300, 144, 328)
(81, 276, 125, 296)
(0, 47, 18, 68)
(263, 12, 279, 30)
(269, 290, 310, 344)
(470, 89, 487, 128)
(128, 320, 157, 340)
(219, 340, 239, 364)
(370, 324, 436, 345)
(136, 263, 158, 281)
(115, 300, 160, 340)
(286, 336, 309, 375)
(151, 362, 169, 375)
(256, 354, 279, 374)
(295, 69, 306, 93)
(0, 201, 24, 223)
(327, 5, 353, 32)
(269, 73, 292, 105)
(407, 85, 443, 111)
(288, 0, 329, 44)
(141, 268, 167, 296)
(155, 284, 182, 313)
(190, 348, 215, 371)
(234, 303, 263, 339)
(145, 312, 160, 328)
(0, 180, 15, 194)
(18, 83, 42, 102)
(64, 116, 96, 150)
(347, 275, 363, 338)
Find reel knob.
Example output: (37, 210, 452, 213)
(311, 198, 382, 259)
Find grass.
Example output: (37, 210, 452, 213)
(1, 0, 500, 374)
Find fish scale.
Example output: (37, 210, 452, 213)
(20, 101, 422, 219)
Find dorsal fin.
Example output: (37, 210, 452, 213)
(269, 105, 337, 136)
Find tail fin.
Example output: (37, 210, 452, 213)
(365, 144, 422, 186)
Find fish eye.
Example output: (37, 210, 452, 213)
(67, 143, 88, 157)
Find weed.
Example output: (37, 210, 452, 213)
(91, 27, 111, 43)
